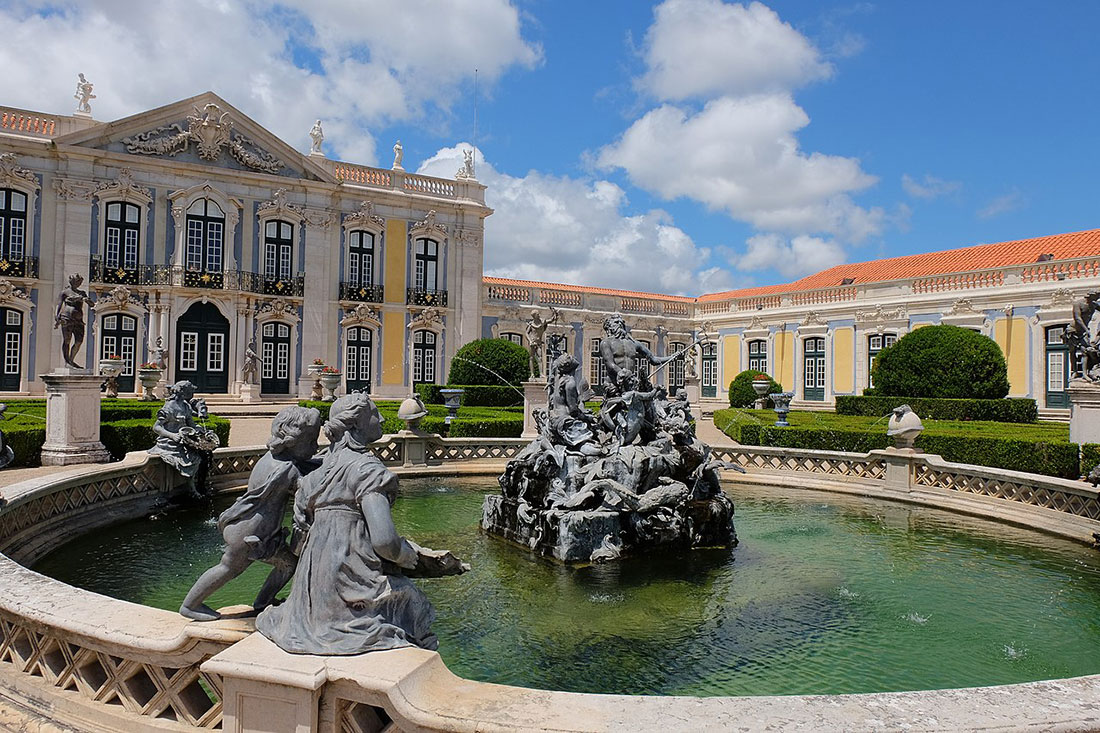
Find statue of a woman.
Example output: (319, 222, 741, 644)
(257, 392, 468, 655)
(54, 273, 95, 368)
(148, 381, 220, 499)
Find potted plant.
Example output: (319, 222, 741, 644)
(319, 366, 342, 402)
(137, 361, 163, 401)
(99, 354, 126, 398)
(307, 357, 326, 376)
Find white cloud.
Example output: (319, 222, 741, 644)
(0, 0, 540, 165)
(598, 95, 881, 241)
(639, 0, 832, 101)
(977, 190, 1026, 219)
(902, 173, 961, 200)
(418, 146, 733, 296)
(736, 233, 846, 279)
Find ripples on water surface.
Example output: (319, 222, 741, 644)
(33, 479, 1100, 696)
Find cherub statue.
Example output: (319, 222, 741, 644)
(74, 73, 95, 114)
(180, 406, 322, 621)
(54, 273, 95, 368)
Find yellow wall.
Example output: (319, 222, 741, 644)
(774, 331, 795, 391)
(721, 335, 741, 388)
(833, 327, 854, 394)
(994, 317, 1029, 396)
(384, 219, 407, 305)
(382, 311, 406, 386)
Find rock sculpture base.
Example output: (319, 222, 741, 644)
(39, 372, 111, 465)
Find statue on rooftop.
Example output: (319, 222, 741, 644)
(180, 406, 322, 621)
(257, 393, 468, 655)
(308, 120, 324, 156)
(1066, 291, 1100, 381)
(54, 273, 95, 369)
(392, 140, 404, 170)
(74, 73, 95, 114)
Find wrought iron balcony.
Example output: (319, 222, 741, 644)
(340, 281, 385, 303)
(182, 268, 224, 289)
(0, 255, 38, 279)
(406, 287, 448, 306)
(261, 275, 305, 297)
(90, 257, 175, 287)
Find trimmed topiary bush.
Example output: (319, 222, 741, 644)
(870, 325, 1009, 399)
(446, 338, 530, 387)
(728, 369, 784, 408)
(415, 383, 523, 407)
(835, 395, 1038, 423)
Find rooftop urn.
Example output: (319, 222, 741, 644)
(769, 391, 794, 427)
(752, 374, 771, 409)
(398, 394, 429, 432)
(887, 404, 924, 451)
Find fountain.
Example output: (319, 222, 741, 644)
(482, 314, 738, 563)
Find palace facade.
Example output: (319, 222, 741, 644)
(0, 92, 489, 400)
(2, 92, 1099, 418)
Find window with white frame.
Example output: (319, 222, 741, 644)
(207, 333, 224, 372)
(0, 189, 27, 261)
(185, 199, 225, 272)
(804, 337, 826, 400)
(500, 332, 523, 345)
(412, 329, 436, 384)
(348, 230, 375, 286)
(867, 333, 897, 388)
(264, 220, 294, 281)
(414, 238, 439, 291)
(105, 202, 140, 270)
(590, 338, 607, 389)
(669, 341, 686, 392)
(1045, 324, 1070, 407)
(748, 339, 767, 373)
(180, 332, 198, 371)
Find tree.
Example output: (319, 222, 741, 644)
(728, 369, 784, 408)
(446, 338, 531, 386)
(869, 325, 1009, 399)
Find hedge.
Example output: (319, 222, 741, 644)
(447, 338, 530, 385)
(835, 395, 1038, 423)
(1082, 444, 1100, 479)
(728, 370, 783, 408)
(414, 384, 524, 407)
(297, 400, 523, 438)
(714, 409, 1079, 479)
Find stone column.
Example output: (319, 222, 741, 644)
(39, 371, 111, 465)
(1069, 379, 1100, 444)
(522, 380, 546, 438)
(300, 213, 336, 398)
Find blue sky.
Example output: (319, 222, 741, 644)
(2, 1, 1098, 296)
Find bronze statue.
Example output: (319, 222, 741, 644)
(1066, 292, 1100, 381)
(54, 273, 95, 368)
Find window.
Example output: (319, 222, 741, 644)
(207, 333, 224, 372)
(346, 327, 373, 392)
(185, 199, 224, 272)
(637, 340, 651, 382)
(0, 189, 27, 261)
(414, 238, 439, 291)
(500, 332, 523, 345)
(804, 337, 826, 401)
(590, 338, 607, 390)
(2, 307, 22, 388)
(180, 332, 198, 371)
(748, 339, 767, 373)
(264, 220, 294, 281)
(1045, 325, 1070, 408)
(701, 342, 718, 398)
(669, 341, 686, 394)
(105, 202, 140, 271)
(412, 329, 436, 384)
(867, 333, 897, 388)
(348, 230, 375, 286)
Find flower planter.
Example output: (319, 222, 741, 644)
(319, 373, 342, 402)
(137, 368, 163, 401)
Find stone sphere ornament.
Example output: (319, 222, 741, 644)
(887, 404, 924, 451)
(398, 395, 429, 432)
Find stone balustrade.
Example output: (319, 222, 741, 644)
(3, 440, 1100, 731)
(321, 160, 484, 204)
(484, 281, 694, 321)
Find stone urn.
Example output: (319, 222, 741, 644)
(752, 374, 772, 409)
(439, 388, 464, 433)
(99, 357, 125, 398)
(886, 404, 924, 451)
(319, 369, 342, 402)
(307, 361, 326, 401)
(137, 367, 163, 401)
(768, 391, 794, 427)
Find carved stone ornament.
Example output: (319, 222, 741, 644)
(411, 210, 447, 238)
(95, 285, 140, 312)
(1049, 288, 1075, 307)
(748, 316, 765, 331)
(259, 298, 293, 317)
(455, 149, 475, 180)
(0, 154, 37, 189)
(0, 279, 30, 303)
(52, 177, 97, 201)
(801, 311, 824, 327)
(949, 298, 978, 315)
(855, 304, 907, 323)
(344, 303, 380, 325)
(258, 189, 303, 219)
(409, 306, 441, 330)
(455, 228, 480, 247)
(122, 103, 284, 174)
(344, 200, 385, 230)
(501, 306, 525, 323)
(95, 168, 152, 204)
(303, 209, 337, 231)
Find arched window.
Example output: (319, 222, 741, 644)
(0, 188, 27, 263)
(412, 329, 437, 385)
(100, 314, 137, 393)
(747, 339, 767, 373)
(346, 327, 373, 393)
(263, 220, 294, 294)
(0, 307, 23, 392)
(803, 337, 826, 401)
(1045, 325, 1070, 408)
(414, 238, 438, 291)
(103, 201, 141, 281)
(348, 230, 374, 287)
(867, 333, 897, 388)
(185, 198, 225, 278)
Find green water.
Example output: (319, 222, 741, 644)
(32, 479, 1100, 696)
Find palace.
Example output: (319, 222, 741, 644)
(1, 91, 1098, 418)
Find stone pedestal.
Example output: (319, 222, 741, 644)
(39, 371, 111, 465)
(683, 376, 702, 422)
(1069, 379, 1100, 445)
(239, 382, 262, 403)
(400, 430, 433, 467)
(521, 380, 546, 439)
(202, 633, 325, 733)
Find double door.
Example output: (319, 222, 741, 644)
(175, 302, 229, 393)
(261, 322, 291, 394)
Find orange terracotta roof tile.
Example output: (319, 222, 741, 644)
(483, 276, 696, 303)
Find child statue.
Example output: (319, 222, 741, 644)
(257, 392, 468, 655)
(180, 406, 322, 621)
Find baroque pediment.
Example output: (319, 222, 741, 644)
(52, 92, 334, 183)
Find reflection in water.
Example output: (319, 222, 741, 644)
(32, 478, 1100, 696)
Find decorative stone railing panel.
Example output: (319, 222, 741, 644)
(1020, 256, 1100, 283)
(911, 270, 1005, 293)
(331, 163, 393, 187)
(540, 289, 583, 307)
(0, 109, 56, 137)
(790, 286, 858, 306)
(426, 438, 526, 463)
(403, 173, 456, 198)
(710, 445, 888, 481)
